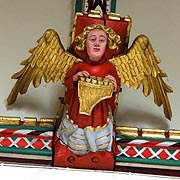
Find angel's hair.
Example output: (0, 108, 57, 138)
(75, 24, 121, 51)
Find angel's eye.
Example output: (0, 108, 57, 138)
(89, 38, 96, 43)
(99, 39, 105, 43)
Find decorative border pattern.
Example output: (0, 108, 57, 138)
(0, 116, 54, 128)
(116, 126, 180, 168)
(116, 126, 180, 139)
(0, 116, 54, 164)
(1, 116, 180, 168)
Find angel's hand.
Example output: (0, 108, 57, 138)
(105, 74, 117, 92)
(73, 71, 90, 82)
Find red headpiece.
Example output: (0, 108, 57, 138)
(70, 10, 132, 60)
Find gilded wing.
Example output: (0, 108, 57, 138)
(110, 35, 173, 120)
(7, 29, 81, 105)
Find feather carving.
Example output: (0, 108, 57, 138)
(7, 30, 173, 120)
(109, 35, 173, 120)
(7, 29, 81, 105)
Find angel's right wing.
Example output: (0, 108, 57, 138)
(7, 29, 81, 105)
(110, 35, 173, 120)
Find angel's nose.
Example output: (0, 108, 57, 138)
(94, 41, 100, 47)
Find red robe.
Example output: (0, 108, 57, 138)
(64, 58, 120, 129)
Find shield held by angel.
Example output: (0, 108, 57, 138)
(7, 11, 173, 169)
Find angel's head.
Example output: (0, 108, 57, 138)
(75, 24, 121, 61)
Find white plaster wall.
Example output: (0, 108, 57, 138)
(1, 164, 178, 180)
(116, 0, 179, 130)
(0, 0, 179, 130)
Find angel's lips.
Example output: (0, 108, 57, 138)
(93, 47, 100, 52)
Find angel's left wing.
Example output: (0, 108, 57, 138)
(110, 35, 173, 120)
(7, 29, 81, 105)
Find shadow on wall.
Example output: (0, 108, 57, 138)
(116, 108, 170, 130)
(5, 87, 64, 118)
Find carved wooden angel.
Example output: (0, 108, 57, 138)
(7, 11, 172, 169)
(7, 12, 173, 121)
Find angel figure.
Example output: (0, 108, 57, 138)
(7, 12, 173, 170)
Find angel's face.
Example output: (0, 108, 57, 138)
(86, 29, 107, 61)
